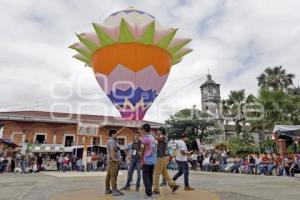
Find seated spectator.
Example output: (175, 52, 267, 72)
(231, 157, 241, 173)
(224, 157, 235, 173)
(240, 157, 250, 174)
(267, 154, 279, 176)
(283, 155, 292, 176)
(219, 156, 227, 172)
(248, 155, 256, 174)
(257, 153, 270, 175)
(211, 156, 220, 172)
(289, 154, 300, 177)
(203, 154, 212, 171)
(254, 154, 262, 174)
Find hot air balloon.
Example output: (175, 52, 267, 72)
(70, 8, 192, 120)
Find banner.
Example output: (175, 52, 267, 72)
(77, 123, 99, 136)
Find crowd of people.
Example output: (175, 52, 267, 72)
(55, 152, 110, 172)
(0, 150, 42, 173)
(188, 149, 300, 177)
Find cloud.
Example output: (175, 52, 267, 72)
(0, 0, 299, 123)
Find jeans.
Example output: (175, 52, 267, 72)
(22, 160, 28, 172)
(173, 160, 189, 187)
(125, 158, 141, 189)
(219, 164, 227, 172)
(257, 164, 268, 175)
(0, 162, 4, 173)
(249, 164, 255, 174)
(87, 162, 92, 171)
(63, 164, 68, 172)
(232, 164, 240, 173)
(203, 163, 212, 171)
(142, 164, 154, 196)
(267, 164, 277, 175)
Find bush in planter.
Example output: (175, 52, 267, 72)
(227, 135, 256, 156)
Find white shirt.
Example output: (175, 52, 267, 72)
(203, 157, 211, 165)
(191, 154, 197, 161)
(87, 156, 92, 163)
(176, 140, 188, 161)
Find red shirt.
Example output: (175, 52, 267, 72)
(261, 156, 270, 164)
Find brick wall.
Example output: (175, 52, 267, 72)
(1, 120, 150, 147)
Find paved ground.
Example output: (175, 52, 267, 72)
(0, 171, 299, 200)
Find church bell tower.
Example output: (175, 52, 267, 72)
(200, 74, 221, 119)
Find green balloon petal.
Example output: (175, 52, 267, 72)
(172, 58, 183, 65)
(119, 18, 135, 43)
(69, 45, 92, 59)
(93, 23, 115, 47)
(76, 33, 99, 52)
(168, 39, 192, 55)
(73, 55, 91, 65)
(172, 49, 193, 64)
(138, 21, 155, 44)
(156, 28, 178, 49)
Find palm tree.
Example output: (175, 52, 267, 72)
(249, 89, 300, 131)
(223, 90, 256, 135)
(257, 66, 295, 90)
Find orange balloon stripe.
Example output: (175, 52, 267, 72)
(91, 43, 172, 76)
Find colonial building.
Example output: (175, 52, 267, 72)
(0, 111, 162, 148)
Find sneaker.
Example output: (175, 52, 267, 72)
(112, 190, 124, 196)
(153, 190, 160, 195)
(184, 186, 195, 191)
(144, 194, 152, 199)
(121, 186, 130, 191)
(105, 190, 112, 194)
(172, 185, 180, 193)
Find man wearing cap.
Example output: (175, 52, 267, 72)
(173, 133, 194, 191)
(153, 127, 180, 194)
(105, 129, 124, 196)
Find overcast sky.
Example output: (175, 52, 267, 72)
(0, 0, 299, 123)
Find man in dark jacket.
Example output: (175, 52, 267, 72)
(153, 127, 179, 194)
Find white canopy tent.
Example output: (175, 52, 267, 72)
(273, 125, 300, 137)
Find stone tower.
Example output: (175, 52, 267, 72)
(200, 74, 221, 119)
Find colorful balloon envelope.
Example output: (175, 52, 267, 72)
(70, 8, 192, 121)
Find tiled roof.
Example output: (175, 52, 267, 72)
(0, 111, 163, 128)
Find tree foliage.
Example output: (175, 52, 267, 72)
(226, 133, 256, 156)
(222, 89, 256, 135)
(247, 66, 299, 131)
(165, 105, 223, 148)
(257, 66, 295, 90)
